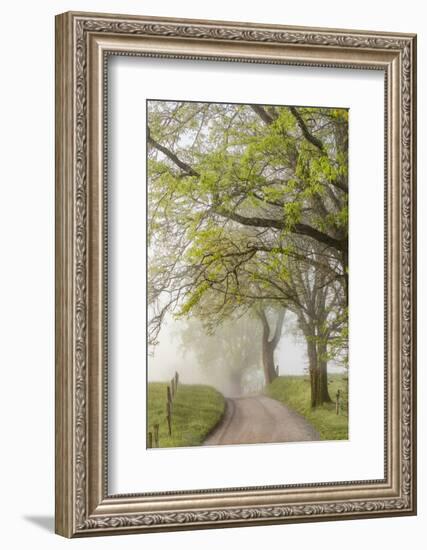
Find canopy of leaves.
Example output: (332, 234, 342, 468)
(147, 101, 348, 363)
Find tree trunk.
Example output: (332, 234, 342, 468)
(306, 337, 318, 408)
(303, 323, 332, 408)
(316, 340, 332, 404)
(342, 248, 349, 307)
(258, 308, 285, 385)
(262, 338, 278, 385)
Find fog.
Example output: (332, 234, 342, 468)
(148, 312, 344, 397)
(146, 100, 347, 399)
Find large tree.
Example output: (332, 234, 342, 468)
(147, 101, 348, 405)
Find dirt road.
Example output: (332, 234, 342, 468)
(204, 395, 320, 446)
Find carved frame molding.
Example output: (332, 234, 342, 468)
(55, 11, 416, 537)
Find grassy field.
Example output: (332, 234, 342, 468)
(266, 374, 348, 441)
(147, 382, 225, 448)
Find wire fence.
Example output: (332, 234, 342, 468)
(147, 371, 179, 448)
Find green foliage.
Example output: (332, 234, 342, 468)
(266, 375, 348, 440)
(148, 105, 348, 265)
(177, 281, 210, 317)
(147, 101, 349, 366)
(326, 307, 349, 368)
(147, 383, 225, 448)
(283, 202, 302, 229)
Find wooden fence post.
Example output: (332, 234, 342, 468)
(166, 401, 172, 436)
(336, 390, 341, 415)
(147, 431, 153, 449)
(153, 423, 159, 447)
(175, 371, 179, 388)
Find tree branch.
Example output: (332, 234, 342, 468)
(330, 176, 348, 193)
(148, 126, 344, 253)
(256, 308, 285, 346)
(289, 107, 325, 153)
(250, 104, 277, 125)
(148, 130, 200, 177)
(271, 309, 286, 347)
(214, 207, 344, 251)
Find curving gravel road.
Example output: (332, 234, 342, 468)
(204, 395, 320, 446)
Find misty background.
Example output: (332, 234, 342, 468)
(148, 312, 344, 397)
(146, 100, 348, 399)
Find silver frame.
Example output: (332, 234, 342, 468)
(55, 11, 417, 537)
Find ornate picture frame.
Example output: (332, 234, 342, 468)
(55, 11, 417, 537)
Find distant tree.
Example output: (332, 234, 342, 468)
(177, 315, 263, 395)
(256, 308, 286, 384)
(148, 101, 348, 405)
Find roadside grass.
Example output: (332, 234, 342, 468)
(265, 374, 349, 441)
(147, 383, 225, 448)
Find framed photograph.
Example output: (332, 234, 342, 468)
(55, 11, 417, 537)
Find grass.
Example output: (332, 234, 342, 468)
(265, 374, 349, 441)
(147, 382, 225, 448)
